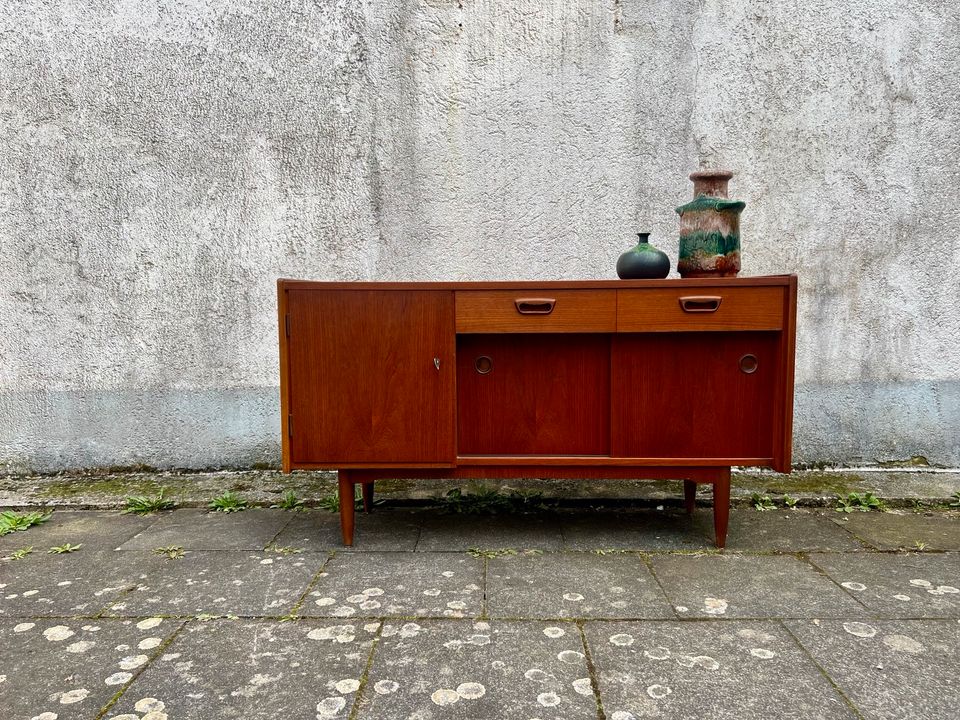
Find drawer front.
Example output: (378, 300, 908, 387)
(456, 290, 616, 333)
(617, 286, 785, 332)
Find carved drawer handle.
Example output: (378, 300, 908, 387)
(515, 298, 556, 315)
(679, 296, 722, 313)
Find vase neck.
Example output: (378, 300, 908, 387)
(690, 170, 732, 198)
(636, 233, 650, 244)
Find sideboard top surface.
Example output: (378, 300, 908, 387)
(278, 275, 797, 291)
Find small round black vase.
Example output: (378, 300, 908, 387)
(616, 233, 670, 279)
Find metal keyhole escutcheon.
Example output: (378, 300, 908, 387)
(434, 357, 440, 371)
(475, 356, 493, 375)
(739, 354, 758, 374)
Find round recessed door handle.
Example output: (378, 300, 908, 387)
(475, 356, 493, 375)
(739, 354, 758, 374)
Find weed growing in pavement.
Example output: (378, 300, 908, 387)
(271, 490, 306, 511)
(783, 495, 799, 508)
(434, 487, 555, 515)
(950, 491, 960, 508)
(836, 492, 886, 513)
(8, 546, 33, 560)
(122, 488, 175, 515)
(0, 510, 52, 536)
(266, 544, 303, 555)
(914, 540, 928, 551)
(153, 545, 185, 559)
(48, 543, 82, 554)
(467, 547, 518, 559)
(750, 493, 776, 511)
(209, 491, 249, 513)
(318, 487, 380, 513)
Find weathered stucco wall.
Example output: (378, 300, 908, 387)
(1, 0, 958, 472)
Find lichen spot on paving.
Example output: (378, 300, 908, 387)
(703, 597, 728, 615)
(842, 622, 877, 638)
(609, 633, 634, 646)
(882, 634, 925, 654)
(646, 684, 672, 699)
(137, 618, 164, 630)
(59, 688, 90, 704)
(573, 678, 593, 695)
(135, 698, 166, 713)
(374, 680, 399, 695)
(105, 671, 133, 685)
(557, 650, 584, 664)
(750, 648, 776, 659)
(431, 688, 460, 706)
(44, 626, 75, 642)
(841, 581, 866, 591)
(316, 696, 347, 717)
(543, 626, 565, 638)
(562, 592, 584, 602)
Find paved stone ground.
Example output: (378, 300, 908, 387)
(1, 506, 958, 719)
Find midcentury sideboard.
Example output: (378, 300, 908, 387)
(277, 276, 797, 548)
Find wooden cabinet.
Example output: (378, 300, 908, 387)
(278, 276, 798, 549)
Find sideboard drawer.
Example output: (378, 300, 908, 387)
(617, 286, 785, 332)
(456, 290, 616, 333)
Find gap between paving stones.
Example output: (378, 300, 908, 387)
(92, 619, 188, 720)
(778, 619, 869, 720)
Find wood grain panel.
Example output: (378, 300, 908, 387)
(286, 290, 455, 464)
(617, 286, 785, 331)
(457, 334, 610, 455)
(611, 332, 779, 460)
(456, 290, 616, 333)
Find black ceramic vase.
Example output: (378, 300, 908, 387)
(616, 233, 670, 279)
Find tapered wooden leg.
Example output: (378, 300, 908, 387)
(712, 468, 731, 549)
(338, 472, 355, 547)
(362, 481, 374, 513)
(683, 480, 697, 515)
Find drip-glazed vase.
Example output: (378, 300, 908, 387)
(616, 233, 670, 279)
(676, 170, 745, 277)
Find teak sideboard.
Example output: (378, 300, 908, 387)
(277, 276, 797, 548)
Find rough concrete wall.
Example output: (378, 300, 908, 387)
(1, 0, 958, 472)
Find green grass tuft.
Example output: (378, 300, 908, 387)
(122, 488, 175, 515)
(0, 510, 52, 536)
(209, 491, 248, 513)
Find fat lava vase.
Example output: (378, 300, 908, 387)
(616, 233, 670, 279)
(676, 170, 745, 277)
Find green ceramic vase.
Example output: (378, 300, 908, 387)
(676, 170, 745, 277)
(616, 233, 670, 279)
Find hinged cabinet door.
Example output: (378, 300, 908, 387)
(285, 289, 455, 465)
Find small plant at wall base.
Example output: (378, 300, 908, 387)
(0, 510, 52, 536)
(209, 491, 248, 513)
(123, 488, 175, 515)
(750, 493, 776, 511)
(271, 490, 305, 511)
(950, 491, 960, 508)
(783, 495, 799, 508)
(836, 492, 886, 513)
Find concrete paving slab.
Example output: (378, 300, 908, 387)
(808, 552, 960, 618)
(586, 620, 857, 720)
(107, 619, 376, 720)
(649, 554, 868, 618)
(106, 551, 324, 618)
(0, 617, 182, 720)
(416, 513, 564, 551)
(116, 508, 292, 551)
(0, 510, 159, 552)
(301, 552, 483, 619)
(0, 550, 163, 618)
(357, 619, 598, 719)
(270, 508, 421, 552)
(560, 509, 713, 551)
(786, 619, 960, 720)
(693, 509, 867, 552)
(487, 552, 675, 619)
(831, 511, 960, 551)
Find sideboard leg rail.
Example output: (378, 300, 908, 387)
(712, 467, 731, 549)
(338, 471, 356, 546)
